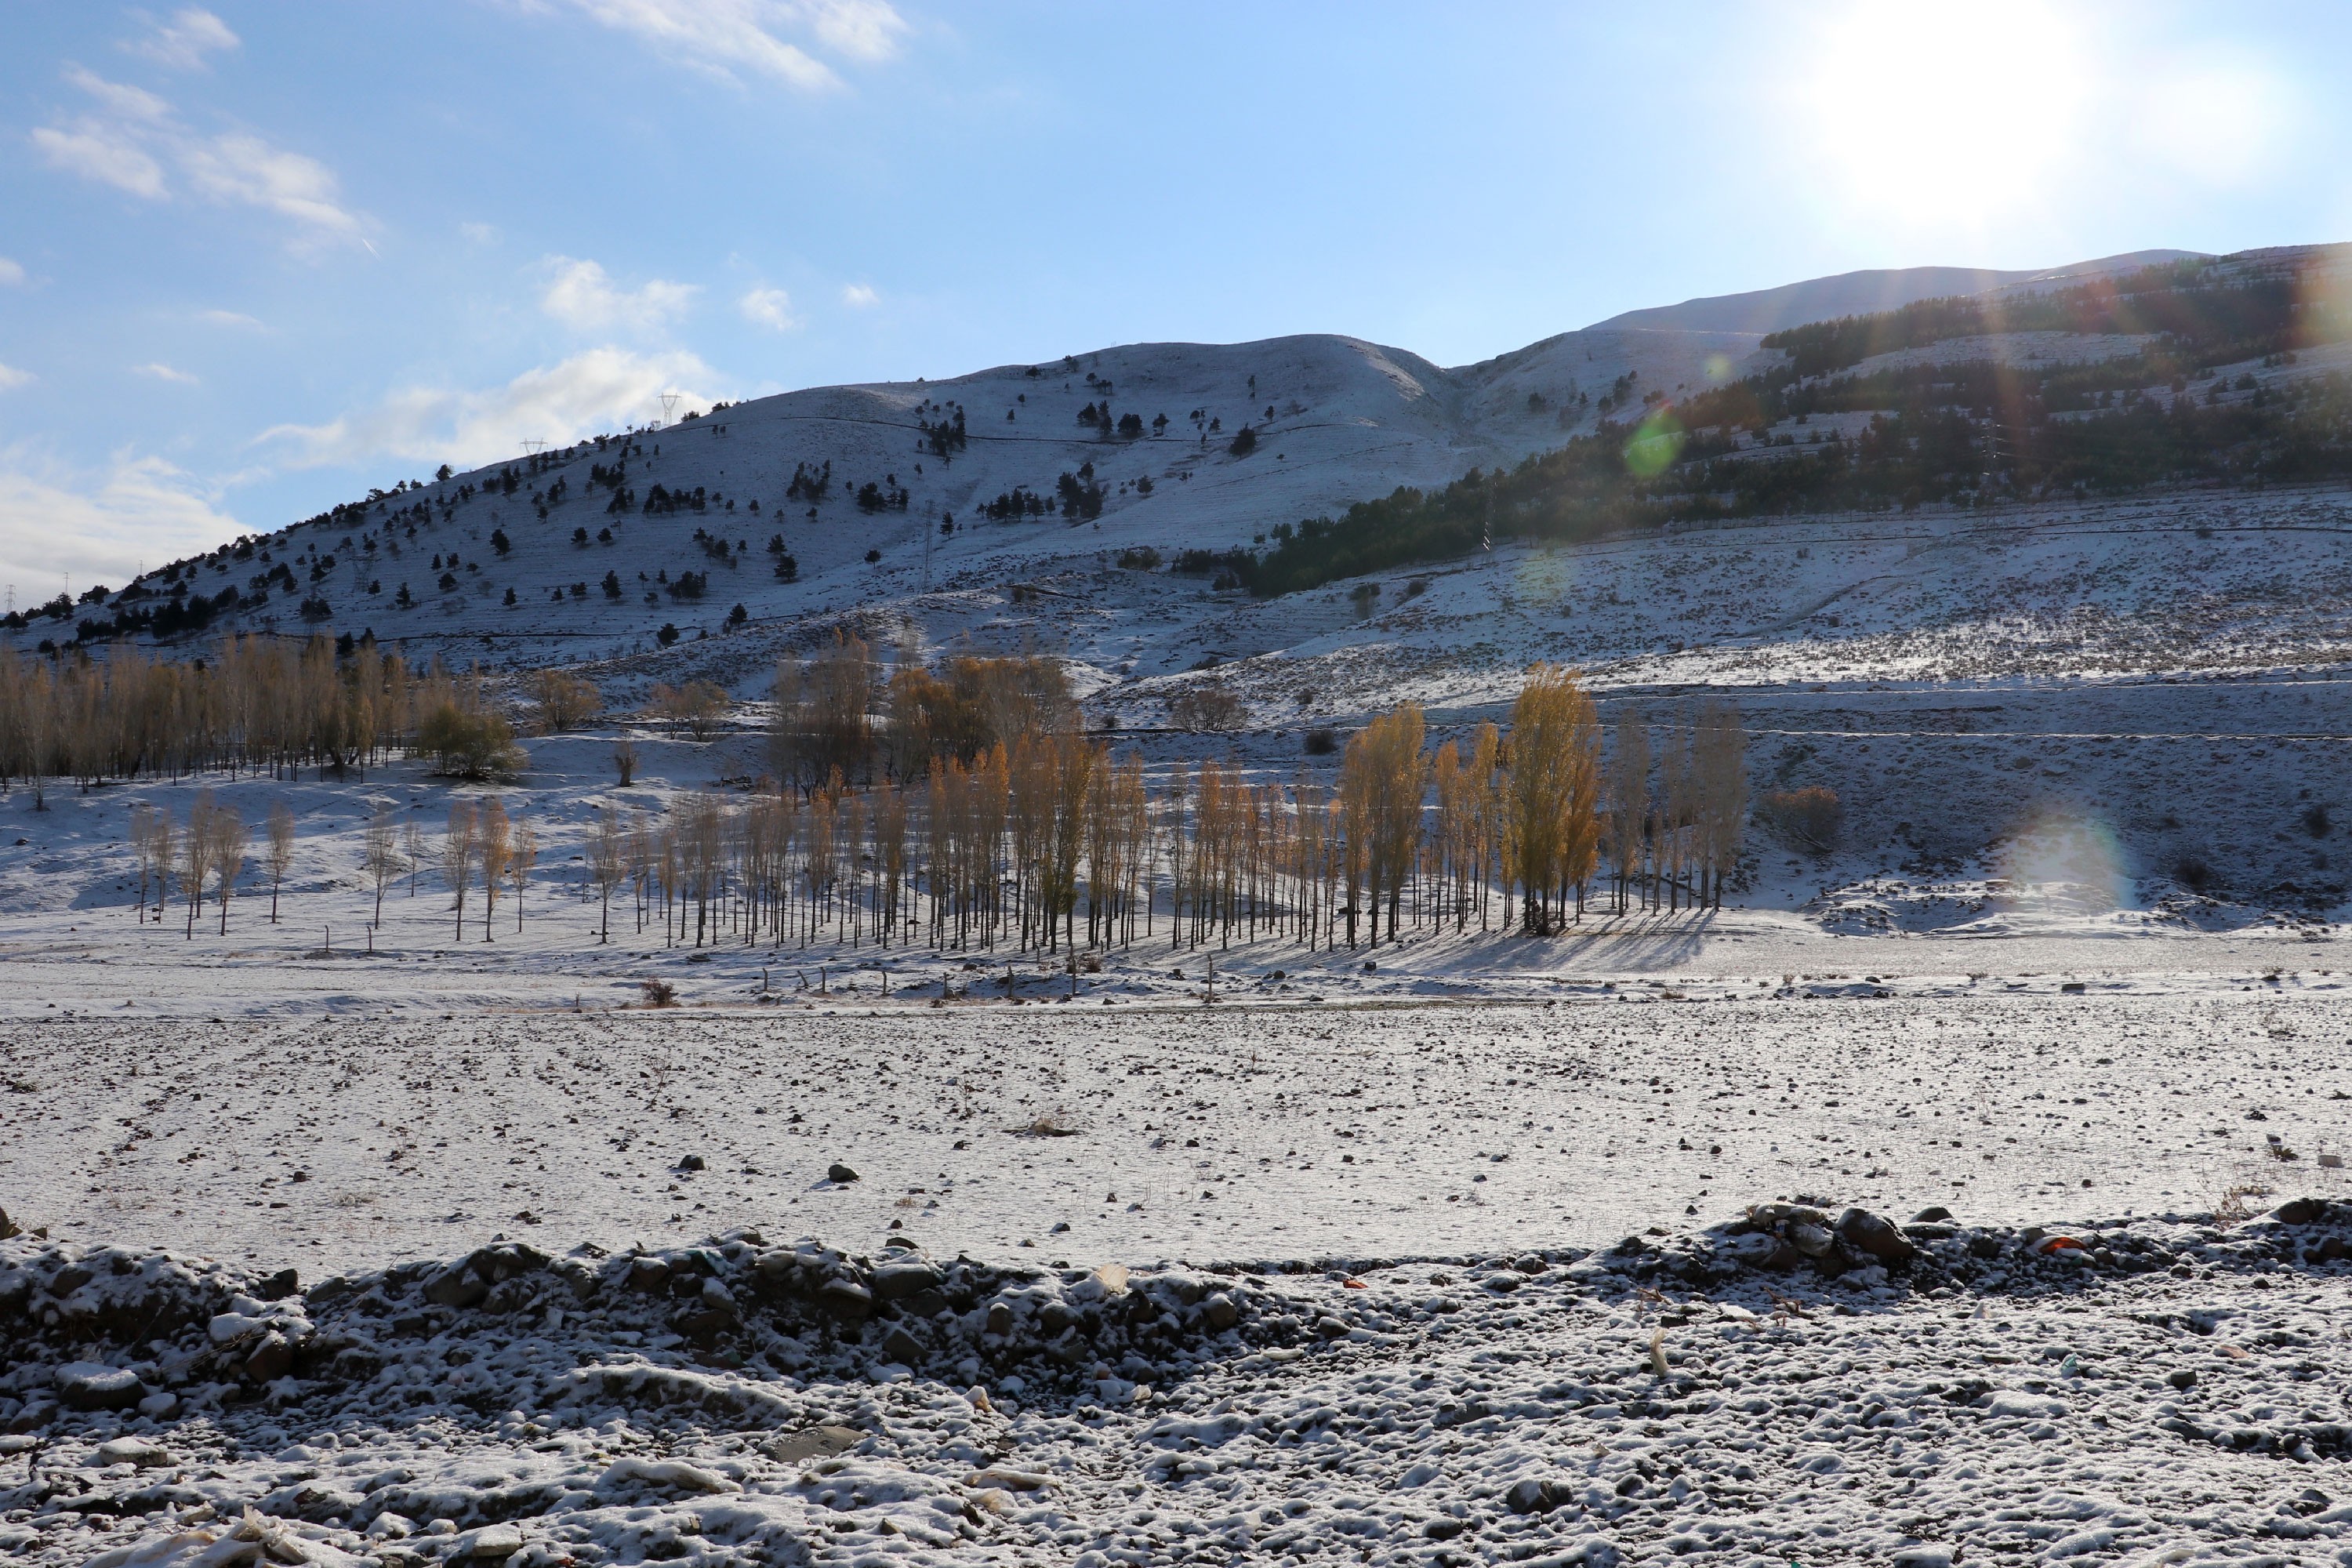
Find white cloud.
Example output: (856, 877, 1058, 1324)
(0, 259, 25, 287)
(135, 362, 199, 384)
(0, 448, 242, 595)
(739, 286, 800, 331)
(539, 256, 698, 333)
(198, 307, 263, 328)
(180, 132, 364, 245)
(31, 68, 366, 251)
(258, 347, 720, 471)
(557, 0, 905, 89)
(31, 122, 169, 198)
(124, 8, 241, 71)
(459, 220, 502, 245)
(64, 66, 171, 122)
(840, 282, 879, 308)
(0, 365, 33, 391)
(808, 1, 908, 62)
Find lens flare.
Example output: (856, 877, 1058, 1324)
(1703, 354, 1735, 383)
(1623, 410, 1685, 478)
(1997, 805, 2129, 916)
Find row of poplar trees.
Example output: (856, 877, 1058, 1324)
(569, 661, 1745, 953)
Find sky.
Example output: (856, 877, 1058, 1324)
(2, 1, 2347, 601)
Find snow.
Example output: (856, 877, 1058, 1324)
(9, 249, 2352, 1565)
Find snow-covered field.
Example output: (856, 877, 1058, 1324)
(3, 997, 2349, 1568)
(13, 249, 2352, 1565)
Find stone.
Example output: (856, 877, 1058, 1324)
(626, 1257, 670, 1293)
(256, 1268, 299, 1301)
(672, 1308, 734, 1347)
(466, 1522, 525, 1559)
(985, 1301, 1014, 1335)
(1788, 1221, 1835, 1258)
(245, 1330, 294, 1381)
(424, 1269, 488, 1308)
(56, 1363, 143, 1413)
(872, 1258, 944, 1301)
(95, 1436, 172, 1468)
(1202, 1291, 1240, 1330)
(675, 1153, 706, 1171)
(2270, 1196, 2331, 1225)
(1505, 1478, 1573, 1515)
(881, 1326, 924, 1363)
(827, 1163, 860, 1183)
(1837, 1208, 1915, 1263)
(818, 1279, 872, 1323)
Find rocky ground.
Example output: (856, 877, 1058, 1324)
(4, 1201, 2350, 1568)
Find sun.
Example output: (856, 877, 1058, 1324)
(1788, 1, 2096, 234)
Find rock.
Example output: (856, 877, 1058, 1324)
(2168, 1368, 2198, 1390)
(1315, 1316, 1350, 1340)
(827, 1163, 860, 1183)
(764, 1425, 862, 1462)
(626, 1257, 670, 1293)
(136, 1390, 177, 1419)
(0, 1208, 17, 1241)
(1911, 1205, 1953, 1223)
(1837, 1208, 1915, 1263)
(256, 1268, 299, 1301)
(1505, 1478, 1573, 1515)
(463, 1522, 526, 1559)
(1788, 1221, 1835, 1258)
(1202, 1291, 1240, 1330)
(881, 1325, 924, 1363)
(985, 1301, 1014, 1335)
(424, 1269, 488, 1308)
(245, 1331, 294, 1381)
(596, 1458, 740, 1496)
(817, 1279, 872, 1323)
(56, 1363, 143, 1413)
(95, 1436, 172, 1468)
(2270, 1196, 2332, 1225)
(675, 1153, 705, 1171)
(672, 1308, 735, 1347)
(871, 1258, 943, 1301)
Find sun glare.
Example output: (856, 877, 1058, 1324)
(1793, 2, 2093, 234)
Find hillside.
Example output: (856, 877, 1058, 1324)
(16, 246, 2273, 678)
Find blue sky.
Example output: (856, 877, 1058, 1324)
(2, 2, 2345, 600)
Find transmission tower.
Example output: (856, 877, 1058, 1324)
(522, 438, 548, 457)
(659, 394, 681, 428)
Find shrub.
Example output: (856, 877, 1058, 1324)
(1757, 786, 1842, 852)
(2174, 855, 2215, 893)
(1168, 686, 1247, 731)
(649, 679, 728, 741)
(416, 701, 525, 780)
(530, 669, 602, 732)
(1229, 426, 1258, 457)
(640, 978, 677, 1007)
(1116, 546, 1162, 571)
(1304, 726, 1339, 756)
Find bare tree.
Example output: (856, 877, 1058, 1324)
(529, 669, 602, 733)
(508, 815, 537, 933)
(478, 797, 513, 941)
(613, 739, 637, 787)
(265, 800, 296, 924)
(402, 818, 424, 897)
(589, 805, 626, 942)
(1607, 711, 1650, 913)
(208, 804, 249, 936)
(130, 804, 162, 923)
(181, 791, 216, 939)
(363, 804, 399, 927)
(441, 799, 479, 942)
